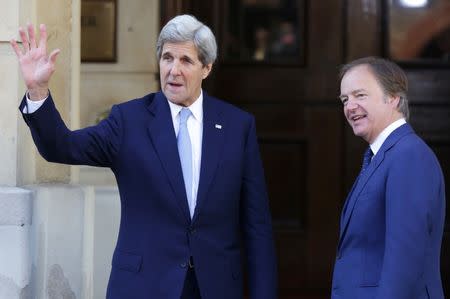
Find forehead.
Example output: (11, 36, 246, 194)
(340, 65, 380, 93)
(161, 41, 199, 57)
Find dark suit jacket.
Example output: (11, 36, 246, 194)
(332, 123, 445, 299)
(20, 91, 277, 299)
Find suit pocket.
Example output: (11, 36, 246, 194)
(112, 250, 143, 273)
(360, 250, 381, 287)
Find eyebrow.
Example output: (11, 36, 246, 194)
(339, 88, 366, 100)
(161, 51, 197, 64)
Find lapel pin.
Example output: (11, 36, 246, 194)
(215, 124, 222, 129)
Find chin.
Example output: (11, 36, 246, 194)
(164, 92, 181, 103)
(352, 127, 366, 138)
(169, 97, 190, 107)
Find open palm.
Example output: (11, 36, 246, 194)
(10, 24, 60, 98)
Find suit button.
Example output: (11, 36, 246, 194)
(180, 262, 187, 268)
(188, 227, 197, 234)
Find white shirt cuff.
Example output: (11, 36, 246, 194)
(23, 93, 48, 114)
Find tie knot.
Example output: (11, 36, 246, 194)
(362, 147, 373, 171)
(179, 108, 192, 124)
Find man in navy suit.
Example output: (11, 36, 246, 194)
(332, 57, 446, 298)
(11, 15, 277, 299)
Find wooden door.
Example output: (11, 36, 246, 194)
(161, 0, 450, 297)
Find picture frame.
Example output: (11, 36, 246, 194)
(384, 0, 450, 67)
(221, 0, 306, 66)
(81, 0, 117, 62)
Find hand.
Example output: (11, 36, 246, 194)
(10, 24, 60, 100)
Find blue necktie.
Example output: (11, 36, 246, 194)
(177, 108, 194, 218)
(361, 147, 373, 173)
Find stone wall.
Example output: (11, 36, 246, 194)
(0, 0, 158, 298)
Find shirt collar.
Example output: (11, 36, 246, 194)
(167, 90, 203, 123)
(370, 118, 406, 155)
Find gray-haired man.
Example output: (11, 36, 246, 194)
(12, 14, 277, 299)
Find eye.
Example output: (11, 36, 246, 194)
(356, 93, 366, 98)
(161, 54, 172, 62)
(340, 97, 348, 105)
(181, 57, 194, 64)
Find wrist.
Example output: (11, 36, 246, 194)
(27, 87, 49, 101)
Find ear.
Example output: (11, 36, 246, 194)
(388, 94, 400, 108)
(202, 63, 213, 79)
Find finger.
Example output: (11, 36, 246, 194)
(18, 27, 30, 52)
(38, 24, 47, 53)
(27, 23, 37, 49)
(48, 48, 61, 65)
(10, 39, 24, 58)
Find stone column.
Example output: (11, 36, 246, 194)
(19, 0, 80, 184)
(0, 0, 21, 186)
(0, 1, 33, 298)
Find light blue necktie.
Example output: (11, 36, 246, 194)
(177, 108, 194, 218)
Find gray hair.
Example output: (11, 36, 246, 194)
(156, 15, 217, 66)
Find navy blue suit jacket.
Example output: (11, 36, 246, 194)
(332, 123, 445, 299)
(20, 91, 277, 299)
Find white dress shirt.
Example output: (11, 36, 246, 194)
(25, 91, 204, 217)
(370, 118, 407, 156)
(167, 91, 203, 217)
(24, 94, 47, 113)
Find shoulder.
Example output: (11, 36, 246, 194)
(390, 129, 440, 170)
(205, 94, 254, 123)
(114, 93, 156, 111)
(395, 131, 433, 156)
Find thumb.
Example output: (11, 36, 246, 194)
(48, 48, 60, 65)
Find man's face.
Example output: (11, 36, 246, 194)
(160, 41, 212, 107)
(339, 65, 400, 144)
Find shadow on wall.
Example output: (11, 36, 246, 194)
(47, 264, 76, 299)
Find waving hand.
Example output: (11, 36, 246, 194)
(10, 24, 60, 100)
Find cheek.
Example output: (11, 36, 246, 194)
(343, 107, 350, 118)
(159, 67, 167, 79)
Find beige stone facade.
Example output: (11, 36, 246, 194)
(0, 0, 159, 298)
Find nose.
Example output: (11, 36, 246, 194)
(346, 98, 358, 111)
(169, 60, 181, 76)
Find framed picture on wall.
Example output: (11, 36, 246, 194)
(385, 0, 450, 66)
(221, 0, 306, 66)
(81, 0, 117, 62)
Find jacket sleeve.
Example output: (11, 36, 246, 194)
(240, 116, 278, 299)
(19, 93, 122, 168)
(376, 144, 443, 298)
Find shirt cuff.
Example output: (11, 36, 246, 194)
(23, 92, 48, 114)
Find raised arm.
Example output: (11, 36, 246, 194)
(10, 24, 60, 100)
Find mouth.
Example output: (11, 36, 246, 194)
(168, 81, 183, 88)
(349, 114, 367, 123)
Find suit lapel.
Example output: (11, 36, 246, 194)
(338, 123, 414, 250)
(338, 151, 384, 248)
(192, 94, 226, 223)
(146, 92, 191, 223)
(339, 176, 360, 230)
